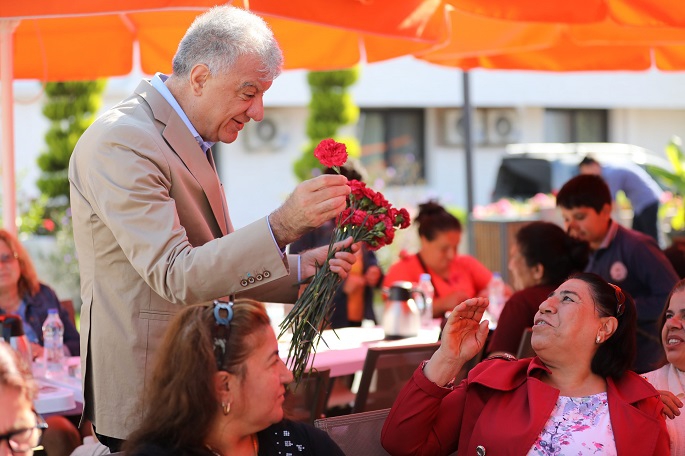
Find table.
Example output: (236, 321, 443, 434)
(278, 325, 441, 378)
(33, 324, 442, 414)
(34, 357, 83, 415)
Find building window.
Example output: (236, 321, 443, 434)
(544, 109, 608, 142)
(358, 109, 425, 186)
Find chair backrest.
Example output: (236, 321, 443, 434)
(353, 342, 440, 413)
(60, 299, 76, 326)
(283, 368, 331, 424)
(516, 327, 535, 359)
(315, 408, 391, 456)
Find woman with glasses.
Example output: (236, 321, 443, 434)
(382, 273, 669, 456)
(124, 299, 344, 456)
(0, 230, 81, 456)
(0, 229, 79, 359)
(0, 340, 48, 455)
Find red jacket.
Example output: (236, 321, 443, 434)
(381, 357, 668, 456)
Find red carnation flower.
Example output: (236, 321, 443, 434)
(397, 208, 411, 229)
(314, 139, 348, 168)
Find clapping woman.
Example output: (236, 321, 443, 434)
(643, 278, 685, 455)
(124, 299, 344, 456)
(382, 273, 668, 455)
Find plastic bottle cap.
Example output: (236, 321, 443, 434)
(47, 308, 58, 314)
(420, 273, 431, 281)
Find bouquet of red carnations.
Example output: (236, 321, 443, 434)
(279, 139, 410, 382)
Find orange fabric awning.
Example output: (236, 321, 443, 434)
(4, 1, 451, 80)
(0, 0, 453, 233)
(445, 0, 685, 27)
(415, 8, 685, 71)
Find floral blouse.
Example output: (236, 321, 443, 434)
(528, 392, 617, 456)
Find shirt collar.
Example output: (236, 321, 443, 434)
(596, 219, 619, 251)
(151, 73, 215, 153)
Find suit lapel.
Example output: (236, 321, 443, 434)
(135, 80, 229, 236)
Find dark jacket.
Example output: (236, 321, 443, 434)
(127, 419, 344, 456)
(586, 222, 678, 372)
(3, 283, 81, 355)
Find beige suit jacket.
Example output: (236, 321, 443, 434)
(69, 80, 300, 438)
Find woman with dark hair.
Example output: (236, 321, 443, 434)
(487, 221, 590, 355)
(643, 278, 685, 455)
(383, 201, 493, 318)
(124, 299, 344, 456)
(382, 273, 668, 456)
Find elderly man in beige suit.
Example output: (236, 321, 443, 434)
(69, 6, 357, 451)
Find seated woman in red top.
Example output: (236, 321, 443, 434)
(383, 201, 492, 318)
(487, 221, 589, 356)
(381, 273, 668, 456)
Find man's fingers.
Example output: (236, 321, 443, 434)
(303, 174, 348, 192)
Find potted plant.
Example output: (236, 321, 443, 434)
(646, 136, 685, 245)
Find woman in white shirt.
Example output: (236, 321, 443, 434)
(644, 278, 685, 455)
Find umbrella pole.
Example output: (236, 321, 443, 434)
(0, 20, 18, 235)
(462, 70, 475, 254)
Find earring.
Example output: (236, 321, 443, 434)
(222, 402, 231, 415)
(596, 335, 601, 344)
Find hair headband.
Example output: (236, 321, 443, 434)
(212, 300, 234, 371)
(609, 284, 625, 317)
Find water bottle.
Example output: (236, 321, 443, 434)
(42, 308, 64, 379)
(417, 273, 435, 327)
(487, 272, 506, 324)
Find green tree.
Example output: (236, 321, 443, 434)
(33, 80, 106, 229)
(293, 68, 361, 181)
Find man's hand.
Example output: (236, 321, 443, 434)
(270, 175, 350, 248)
(300, 236, 360, 280)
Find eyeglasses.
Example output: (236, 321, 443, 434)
(0, 411, 48, 454)
(0, 252, 18, 265)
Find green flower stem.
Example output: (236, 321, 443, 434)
(279, 202, 395, 382)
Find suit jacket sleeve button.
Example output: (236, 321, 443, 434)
(476, 445, 486, 456)
(240, 279, 248, 287)
(248, 276, 255, 284)
(256, 274, 263, 281)
(263, 270, 271, 278)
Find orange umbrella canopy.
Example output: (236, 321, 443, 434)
(415, 7, 685, 71)
(3, 0, 450, 80)
(446, 0, 685, 27)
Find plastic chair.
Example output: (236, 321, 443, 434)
(314, 408, 391, 456)
(352, 343, 440, 413)
(283, 368, 331, 424)
(516, 327, 535, 359)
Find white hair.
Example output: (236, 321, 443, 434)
(172, 6, 283, 81)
